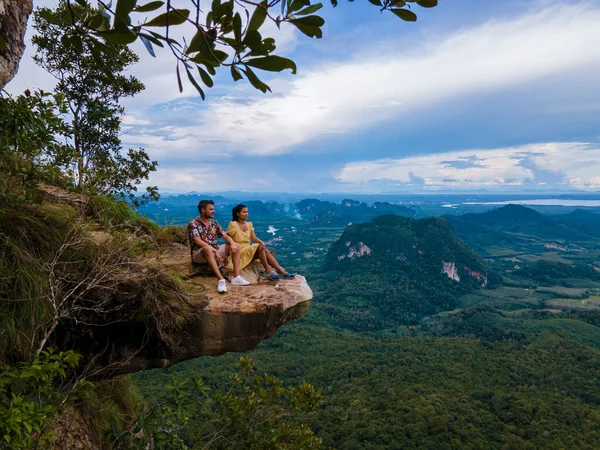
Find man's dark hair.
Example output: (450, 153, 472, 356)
(232, 204, 247, 222)
(198, 199, 214, 215)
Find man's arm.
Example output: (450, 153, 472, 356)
(193, 236, 217, 252)
(221, 233, 240, 253)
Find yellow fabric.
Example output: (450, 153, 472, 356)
(226, 221, 260, 270)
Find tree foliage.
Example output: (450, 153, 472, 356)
(0, 349, 84, 449)
(0, 89, 68, 200)
(33, 1, 158, 205)
(33, 0, 438, 97)
(114, 356, 322, 449)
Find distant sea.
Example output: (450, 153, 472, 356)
(464, 199, 600, 207)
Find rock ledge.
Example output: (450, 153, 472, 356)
(128, 242, 312, 372)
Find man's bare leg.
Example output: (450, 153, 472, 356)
(200, 248, 224, 280)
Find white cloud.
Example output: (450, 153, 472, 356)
(335, 142, 600, 190)
(144, 165, 293, 192)
(142, 1, 600, 156)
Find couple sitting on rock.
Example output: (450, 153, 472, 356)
(188, 200, 295, 293)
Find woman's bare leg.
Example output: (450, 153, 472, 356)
(231, 247, 242, 277)
(257, 247, 276, 274)
(265, 250, 289, 275)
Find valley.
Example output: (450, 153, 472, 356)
(135, 196, 600, 448)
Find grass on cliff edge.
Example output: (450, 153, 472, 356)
(0, 193, 203, 365)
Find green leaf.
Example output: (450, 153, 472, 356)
(248, 1, 268, 32)
(243, 30, 262, 52)
(186, 67, 205, 99)
(198, 67, 214, 87)
(87, 13, 105, 29)
(176, 64, 183, 93)
(241, 67, 271, 93)
(143, 9, 190, 27)
(114, 0, 137, 25)
(295, 4, 323, 16)
(289, 15, 324, 38)
(246, 55, 297, 74)
(289, 0, 310, 14)
(61, 34, 72, 49)
(233, 12, 242, 43)
(416, 0, 437, 7)
(98, 26, 138, 44)
(211, 49, 229, 63)
(75, 0, 89, 5)
(134, 1, 165, 12)
(139, 35, 156, 56)
(289, 15, 325, 27)
(191, 54, 219, 67)
(231, 65, 243, 81)
(71, 35, 84, 54)
(186, 28, 209, 54)
(62, 9, 74, 25)
(391, 8, 417, 21)
(368, 0, 381, 6)
(138, 32, 164, 47)
(39, 9, 62, 25)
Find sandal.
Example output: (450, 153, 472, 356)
(280, 273, 296, 279)
(262, 272, 280, 281)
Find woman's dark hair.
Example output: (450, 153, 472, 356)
(232, 204, 247, 222)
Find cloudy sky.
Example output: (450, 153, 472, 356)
(8, 0, 600, 193)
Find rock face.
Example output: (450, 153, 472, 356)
(0, 0, 32, 89)
(442, 261, 460, 282)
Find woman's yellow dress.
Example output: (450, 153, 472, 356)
(226, 221, 260, 270)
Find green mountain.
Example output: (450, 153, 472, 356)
(317, 215, 489, 331)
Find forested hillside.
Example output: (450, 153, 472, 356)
(317, 214, 489, 331)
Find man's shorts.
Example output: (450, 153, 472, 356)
(192, 244, 228, 265)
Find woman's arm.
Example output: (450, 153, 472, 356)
(249, 223, 264, 245)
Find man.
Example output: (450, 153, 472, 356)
(188, 199, 251, 293)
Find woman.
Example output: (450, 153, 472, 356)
(226, 204, 295, 280)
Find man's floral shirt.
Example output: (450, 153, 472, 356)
(188, 217, 224, 255)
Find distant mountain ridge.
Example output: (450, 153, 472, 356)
(138, 196, 418, 226)
(445, 204, 600, 255)
(297, 198, 416, 226)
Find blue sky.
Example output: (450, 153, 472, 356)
(9, 0, 600, 193)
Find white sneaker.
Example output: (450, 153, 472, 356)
(217, 279, 227, 293)
(231, 276, 251, 286)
